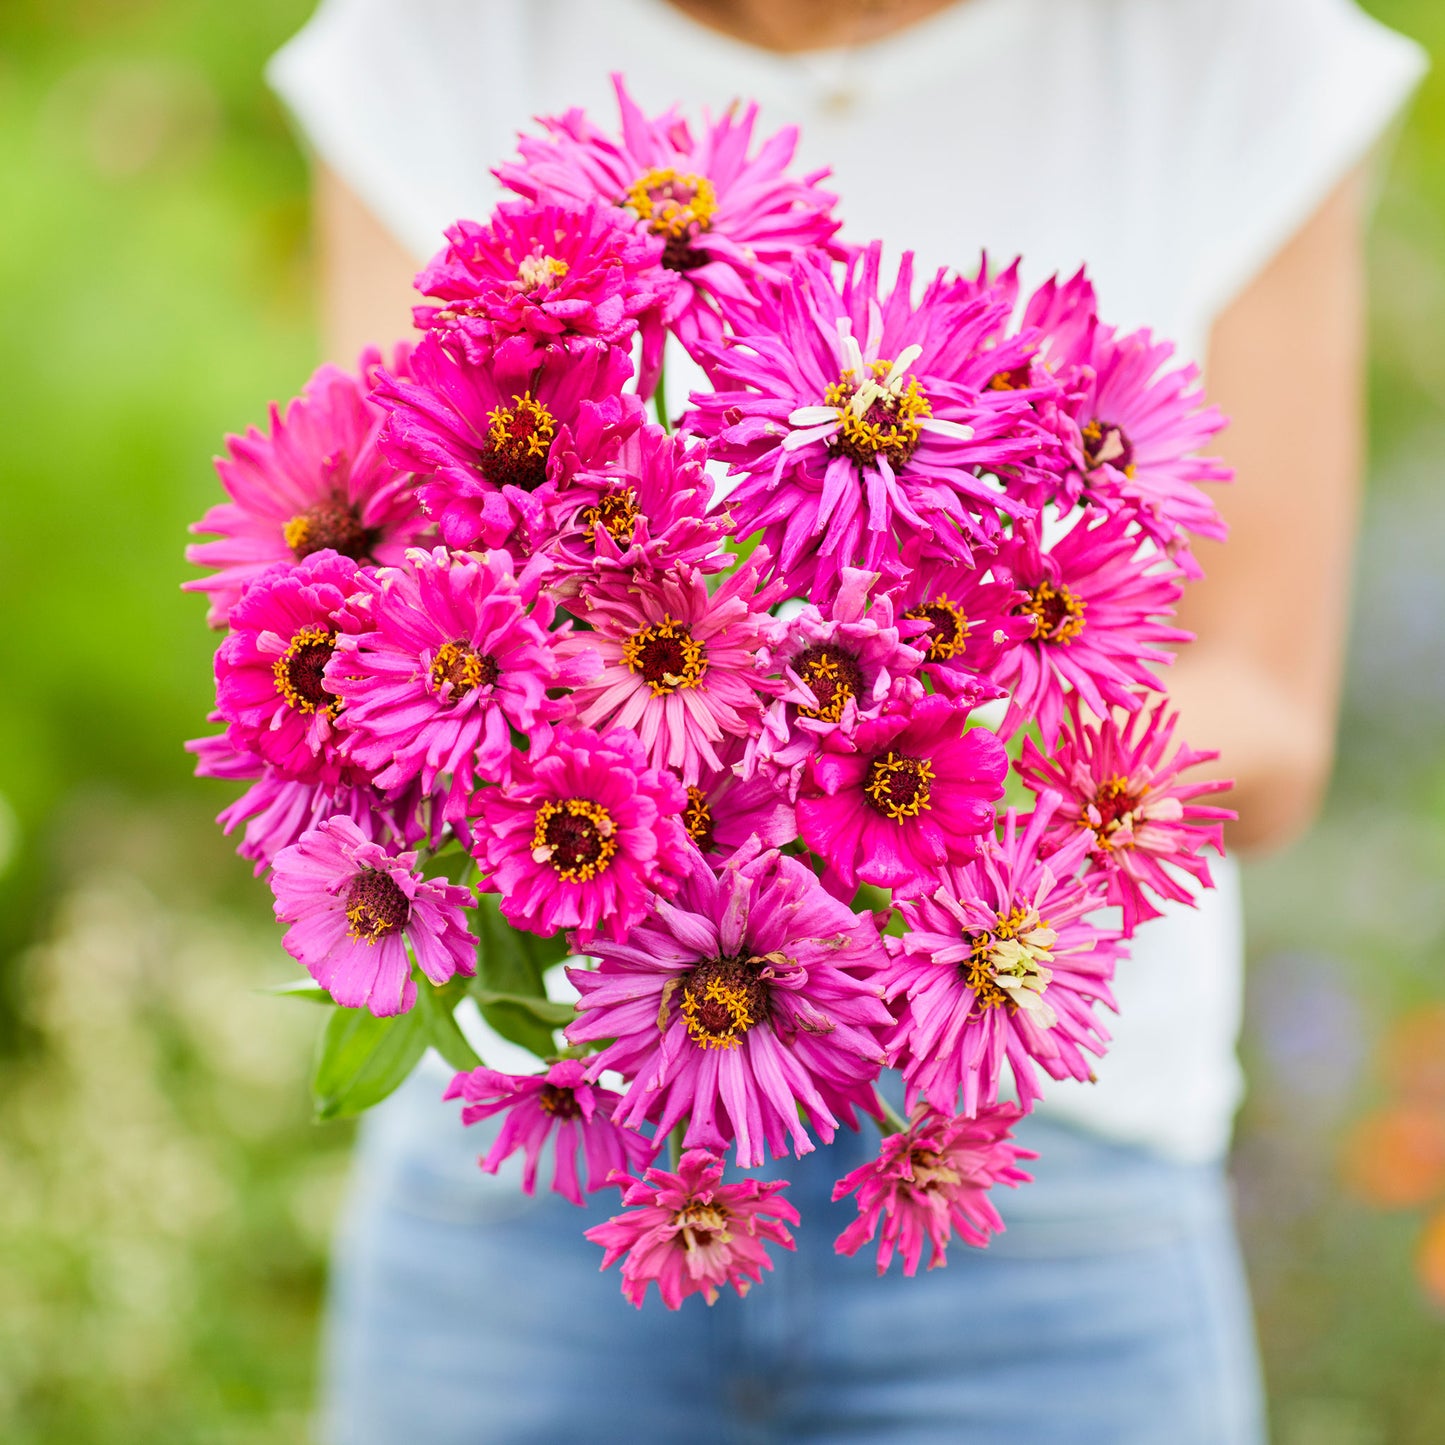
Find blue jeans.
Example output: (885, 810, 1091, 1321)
(319, 1064, 1266, 1443)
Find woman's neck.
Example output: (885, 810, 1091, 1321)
(663, 0, 967, 54)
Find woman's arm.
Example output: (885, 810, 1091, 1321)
(312, 164, 1371, 855)
(1179, 169, 1369, 853)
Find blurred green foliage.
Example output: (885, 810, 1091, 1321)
(1, 0, 1445, 1441)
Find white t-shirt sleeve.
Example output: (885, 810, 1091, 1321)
(266, 0, 531, 260)
(1178, 0, 1427, 320)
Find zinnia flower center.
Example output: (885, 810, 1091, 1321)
(678, 957, 771, 1051)
(794, 643, 864, 722)
(530, 798, 618, 882)
(987, 362, 1034, 392)
(825, 360, 931, 469)
(962, 905, 1058, 1024)
(429, 640, 498, 698)
(1090, 774, 1143, 847)
(904, 596, 968, 662)
(622, 616, 708, 695)
(673, 1199, 731, 1251)
(863, 752, 934, 820)
(581, 487, 640, 547)
(515, 251, 569, 292)
(1080, 418, 1136, 477)
(684, 786, 714, 851)
(344, 868, 411, 943)
(273, 625, 340, 717)
(538, 1083, 581, 1119)
(1020, 581, 1086, 644)
(624, 167, 717, 270)
(482, 392, 556, 492)
(283, 497, 373, 563)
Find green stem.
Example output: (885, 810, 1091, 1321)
(874, 1091, 910, 1138)
(653, 350, 670, 434)
(668, 1120, 686, 1168)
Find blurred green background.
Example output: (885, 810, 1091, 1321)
(2, 2, 1445, 1440)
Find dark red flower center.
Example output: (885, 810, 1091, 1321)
(429, 640, 498, 699)
(794, 643, 864, 722)
(679, 956, 772, 1051)
(825, 361, 930, 470)
(863, 752, 935, 821)
(1091, 775, 1142, 847)
(1080, 417, 1135, 476)
(273, 625, 340, 717)
(481, 393, 556, 493)
(581, 488, 641, 546)
(344, 868, 411, 942)
(283, 497, 374, 562)
(538, 1083, 581, 1119)
(1019, 581, 1086, 644)
(623, 617, 708, 695)
(684, 786, 715, 852)
(904, 597, 969, 662)
(531, 799, 618, 882)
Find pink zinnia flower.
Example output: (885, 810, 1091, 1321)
(413, 199, 662, 368)
(326, 546, 588, 818)
(213, 551, 362, 786)
(685, 245, 1045, 602)
(1015, 695, 1235, 935)
(567, 843, 892, 1167)
(471, 723, 690, 942)
(991, 510, 1189, 747)
(585, 1149, 799, 1308)
(270, 815, 475, 1017)
(186, 346, 426, 626)
(444, 1059, 656, 1207)
(681, 746, 796, 859)
(562, 558, 779, 786)
(796, 693, 1007, 900)
(885, 800, 1124, 1115)
(748, 567, 927, 800)
(833, 1103, 1034, 1275)
(548, 423, 727, 586)
(498, 74, 844, 391)
(374, 333, 639, 551)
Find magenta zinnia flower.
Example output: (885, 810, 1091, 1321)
(213, 551, 362, 785)
(567, 843, 892, 1167)
(563, 558, 780, 786)
(685, 245, 1045, 601)
(833, 1103, 1034, 1275)
(498, 74, 844, 390)
(326, 546, 588, 818)
(186, 346, 426, 626)
(585, 1149, 799, 1308)
(796, 693, 1007, 900)
(413, 199, 662, 369)
(471, 724, 690, 942)
(270, 815, 474, 1017)
(374, 333, 639, 551)
(885, 800, 1124, 1115)
(681, 745, 796, 859)
(1015, 695, 1235, 935)
(991, 510, 1189, 747)
(444, 1059, 656, 1207)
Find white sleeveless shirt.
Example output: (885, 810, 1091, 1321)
(269, 0, 1424, 1162)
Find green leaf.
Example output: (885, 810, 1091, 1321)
(262, 979, 332, 1003)
(310, 1003, 429, 1121)
(468, 990, 577, 1027)
(470, 894, 572, 1058)
(416, 983, 483, 1073)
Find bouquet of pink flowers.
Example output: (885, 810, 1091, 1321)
(187, 77, 1233, 1308)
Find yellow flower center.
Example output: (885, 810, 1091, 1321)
(683, 786, 714, 850)
(515, 252, 570, 292)
(482, 392, 557, 492)
(962, 905, 1058, 1023)
(622, 616, 708, 696)
(904, 595, 969, 662)
(530, 798, 618, 883)
(282, 497, 372, 562)
(1020, 581, 1086, 644)
(1090, 775, 1146, 849)
(429, 640, 498, 699)
(625, 167, 718, 239)
(1080, 417, 1136, 478)
(794, 643, 864, 722)
(826, 359, 931, 469)
(677, 958, 772, 1051)
(581, 487, 641, 547)
(863, 752, 934, 820)
(344, 869, 411, 943)
(273, 624, 340, 717)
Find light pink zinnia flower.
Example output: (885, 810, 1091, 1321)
(833, 1103, 1034, 1275)
(374, 333, 640, 552)
(413, 199, 663, 369)
(326, 546, 589, 818)
(444, 1059, 656, 1206)
(498, 73, 844, 391)
(186, 346, 426, 626)
(685, 245, 1047, 602)
(213, 551, 362, 786)
(585, 1149, 799, 1308)
(1015, 695, 1235, 935)
(470, 724, 690, 942)
(563, 558, 780, 786)
(270, 815, 474, 1017)
(885, 800, 1124, 1116)
(796, 693, 1008, 900)
(567, 843, 892, 1167)
(991, 510, 1189, 747)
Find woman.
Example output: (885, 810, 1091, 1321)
(268, 0, 1425, 1439)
